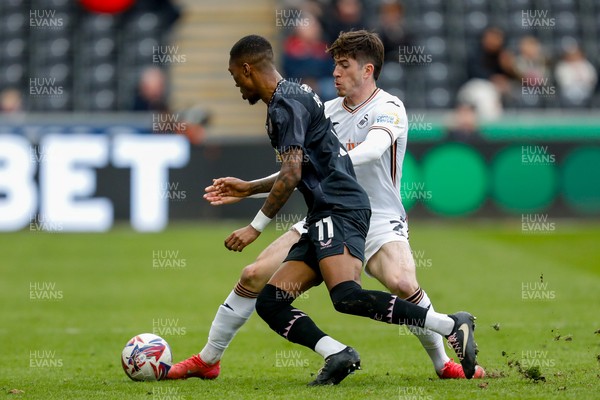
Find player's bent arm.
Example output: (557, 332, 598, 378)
(250, 148, 302, 232)
(348, 128, 393, 166)
(262, 147, 302, 218)
(347, 99, 407, 166)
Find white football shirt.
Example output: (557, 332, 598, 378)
(325, 88, 408, 218)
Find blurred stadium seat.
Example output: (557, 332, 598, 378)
(0, 0, 598, 120)
(0, 0, 174, 112)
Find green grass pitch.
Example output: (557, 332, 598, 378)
(1, 221, 599, 399)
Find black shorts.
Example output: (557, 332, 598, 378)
(284, 209, 371, 273)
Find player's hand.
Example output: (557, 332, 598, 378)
(224, 225, 261, 252)
(203, 177, 251, 206)
(203, 192, 242, 206)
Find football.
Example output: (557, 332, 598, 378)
(121, 333, 172, 381)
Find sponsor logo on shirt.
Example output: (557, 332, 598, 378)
(319, 238, 332, 248)
(375, 113, 400, 125)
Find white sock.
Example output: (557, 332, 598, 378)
(408, 291, 451, 373)
(424, 308, 455, 337)
(200, 288, 256, 364)
(314, 336, 346, 359)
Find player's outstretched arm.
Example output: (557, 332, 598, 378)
(203, 173, 280, 206)
(224, 148, 302, 252)
(247, 171, 279, 196)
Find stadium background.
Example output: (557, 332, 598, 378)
(1, 0, 600, 232)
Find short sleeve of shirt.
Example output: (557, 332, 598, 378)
(369, 100, 407, 144)
(270, 97, 311, 153)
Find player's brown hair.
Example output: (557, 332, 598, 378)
(327, 30, 385, 80)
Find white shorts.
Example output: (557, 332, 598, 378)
(364, 214, 409, 264)
(289, 214, 408, 264)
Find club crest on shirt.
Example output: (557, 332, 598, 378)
(357, 114, 369, 129)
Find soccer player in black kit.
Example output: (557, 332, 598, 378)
(223, 35, 478, 385)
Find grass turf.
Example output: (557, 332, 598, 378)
(1, 221, 599, 399)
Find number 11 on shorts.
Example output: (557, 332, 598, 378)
(315, 216, 334, 241)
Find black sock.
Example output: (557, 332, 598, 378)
(330, 280, 427, 327)
(256, 284, 326, 350)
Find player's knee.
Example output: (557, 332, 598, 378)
(329, 280, 363, 314)
(386, 276, 419, 299)
(239, 263, 269, 293)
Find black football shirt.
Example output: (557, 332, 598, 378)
(265, 80, 370, 222)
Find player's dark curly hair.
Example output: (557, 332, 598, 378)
(327, 30, 385, 80)
(230, 35, 274, 67)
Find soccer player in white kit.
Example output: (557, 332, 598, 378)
(168, 30, 483, 381)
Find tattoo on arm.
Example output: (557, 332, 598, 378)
(248, 173, 278, 195)
(261, 148, 303, 218)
